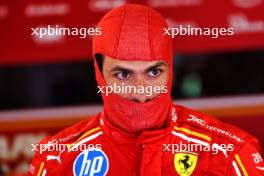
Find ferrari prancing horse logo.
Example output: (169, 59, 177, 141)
(174, 152, 198, 176)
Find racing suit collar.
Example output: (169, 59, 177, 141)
(98, 105, 177, 145)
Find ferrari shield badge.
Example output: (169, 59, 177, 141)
(174, 152, 198, 176)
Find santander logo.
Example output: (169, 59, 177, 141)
(232, 0, 262, 8)
(89, 0, 124, 12)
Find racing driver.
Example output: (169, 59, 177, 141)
(28, 4, 264, 176)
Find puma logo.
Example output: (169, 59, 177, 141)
(46, 151, 63, 164)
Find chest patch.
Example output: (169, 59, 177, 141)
(174, 152, 198, 176)
(73, 148, 109, 176)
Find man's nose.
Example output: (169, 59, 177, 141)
(130, 94, 149, 103)
(130, 77, 149, 103)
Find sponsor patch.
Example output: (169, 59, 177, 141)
(174, 152, 198, 176)
(73, 148, 109, 176)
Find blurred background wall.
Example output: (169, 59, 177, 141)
(0, 0, 264, 175)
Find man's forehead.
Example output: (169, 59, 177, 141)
(104, 55, 168, 69)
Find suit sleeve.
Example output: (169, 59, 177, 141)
(230, 137, 264, 176)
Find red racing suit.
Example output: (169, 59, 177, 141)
(28, 104, 264, 176)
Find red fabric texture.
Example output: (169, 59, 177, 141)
(27, 105, 264, 175)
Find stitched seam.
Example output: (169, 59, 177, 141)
(113, 5, 125, 57)
(148, 8, 153, 59)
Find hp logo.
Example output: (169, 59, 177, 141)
(73, 149, 109, 176)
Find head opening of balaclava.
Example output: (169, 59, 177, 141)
(92, 4, 173, 133)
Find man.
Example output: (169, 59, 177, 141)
(28, 4, 264, 176)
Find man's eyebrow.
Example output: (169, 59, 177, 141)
(145, 62, 166, 71)
(110, 66, 133, 73)
(110, 62, 166, 72)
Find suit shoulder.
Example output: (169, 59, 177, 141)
(35, 114, 101, 153)
(51, 114, 100, 142)
(173, 104, 254, 145)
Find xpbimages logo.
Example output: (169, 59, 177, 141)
(31, 24, 102, 39)
(163, 141, 234, 155)
(163, 25, 234, 38)
(97, 83, 168, 96)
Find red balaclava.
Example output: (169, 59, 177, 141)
(92, 4, 173, 133)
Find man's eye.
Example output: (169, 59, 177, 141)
(147, 69, 161, 77)
(116, 72, 130, 80)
